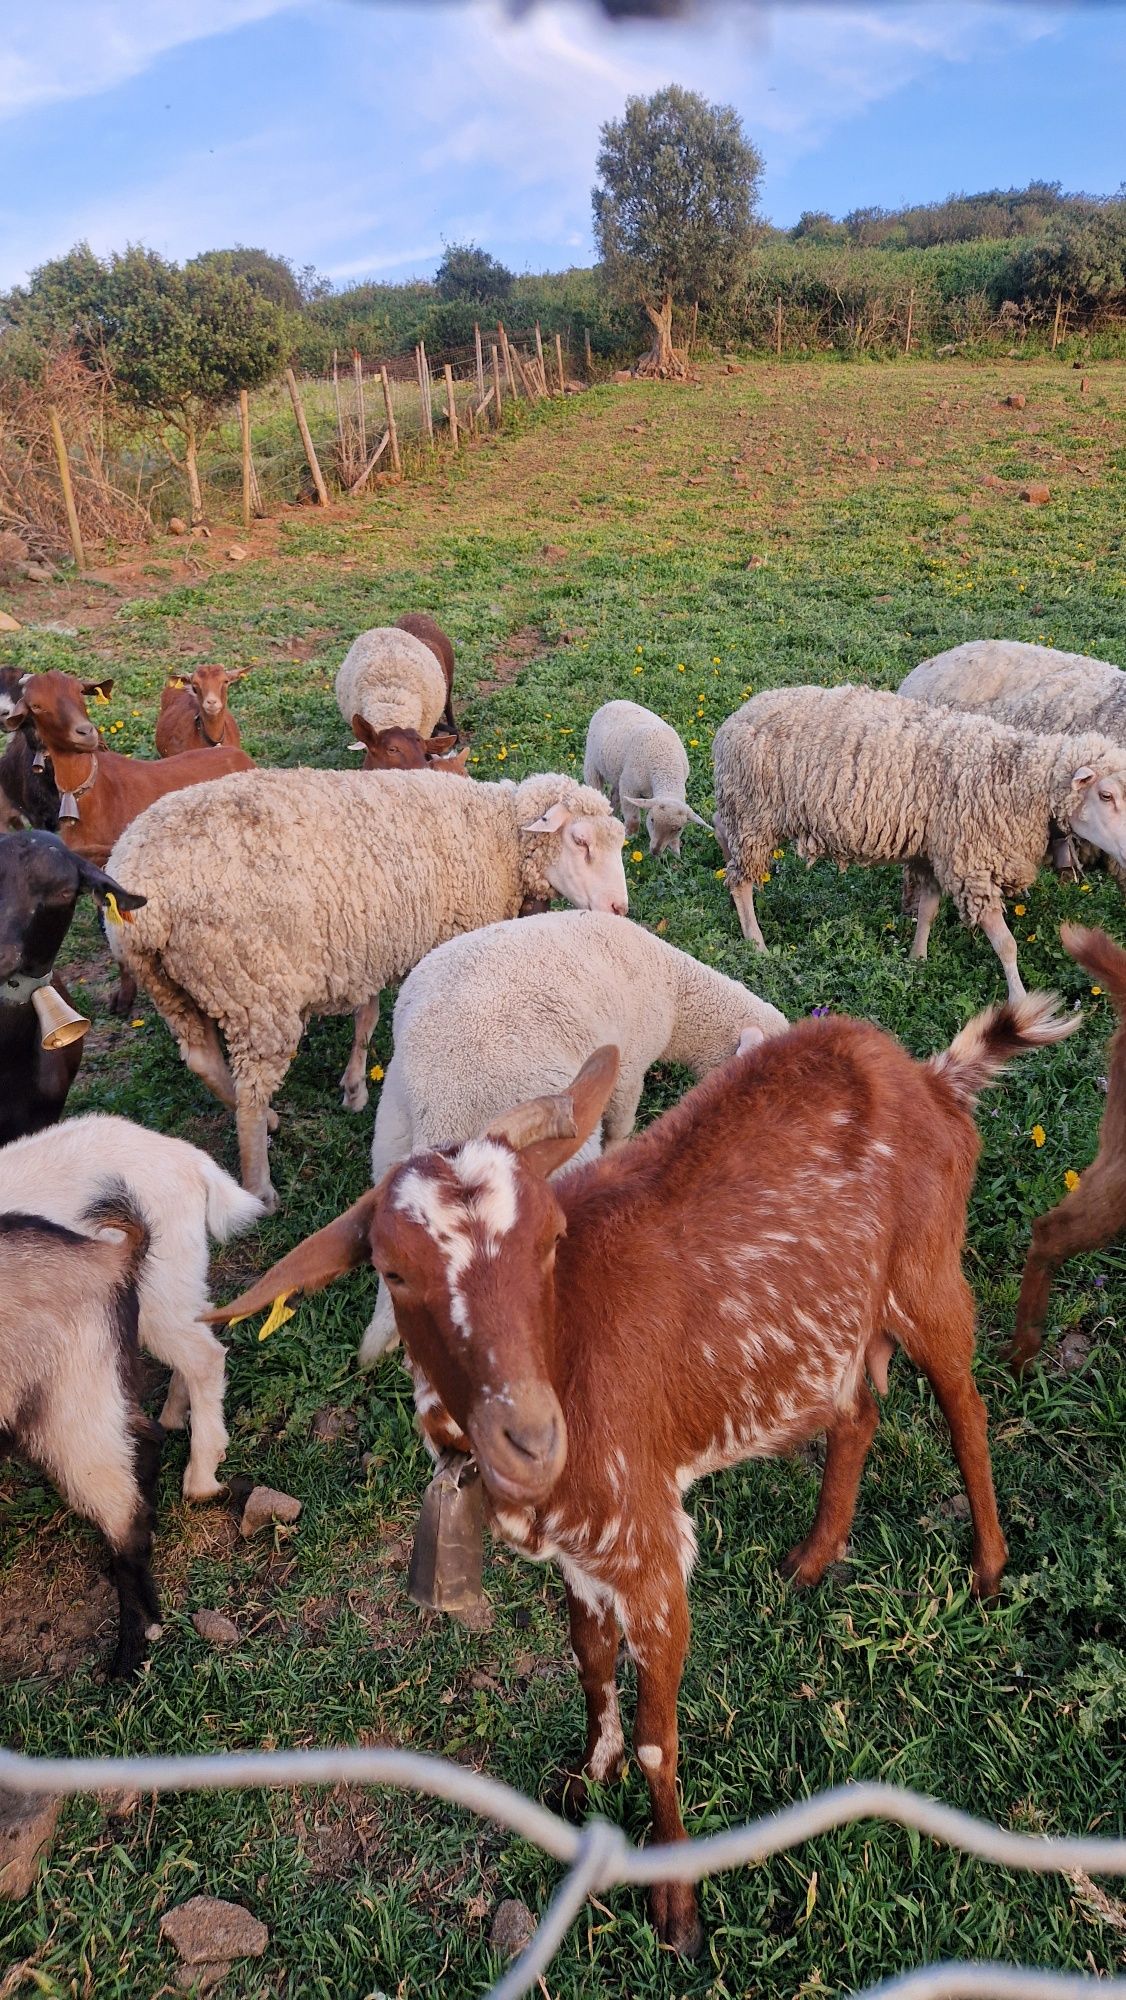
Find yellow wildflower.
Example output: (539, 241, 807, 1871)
(1092, 985, 1103, 996)
(1014, 904, 1026, 917)
(369, 1063, 384, 1082)
(676, 663, 685, 672)
(689, 738, 699, 747)
(631, 849, 643, 862)
(496, 747, 507, 761)
(1064, 1169, 1080, 1192)
(760, 871, 771, 885)
(636, 645, 643, 654)
(1027, 933, 1037, 942)
(1080, 884, 1092, 893)
(714, 868, 726, 880)
(1032, 1125, 1046, 1148)
(772, 848, 784, 860)
(712, 656, 721, 664)
(131, 1018, 145, 1028)
(633, 665, 644, 675)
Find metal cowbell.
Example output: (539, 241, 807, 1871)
(408, 1450, 489, 1619)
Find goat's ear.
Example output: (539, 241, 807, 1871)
(521, 802, 570, 835)
(203, 1190, 380, 1326)
(486, 1044, 620, 1178)
(351, 714, 379, 751)
(425, 730, 458, 757)
(75, 858, 146, 913)
(224, 666, 252, 683)
(81, 678, 114, 701)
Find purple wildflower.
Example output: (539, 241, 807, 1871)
(1095, 1275, 1106, 1289)
(811, 1005, 831, 1018)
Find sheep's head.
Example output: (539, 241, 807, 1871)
(1069, 762, 1126, 868)
(515, 776, 628, 915)
(622, 792, 713, 858)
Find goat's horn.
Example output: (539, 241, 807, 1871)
(32, 984, 90, 1050)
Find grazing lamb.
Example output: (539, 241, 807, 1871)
(713, 684, 1126, 1000)
(155, 663, 251, 757)
(357, 909, 788, 1364)
(584, 699, 711, 856)
(209, 993, 1078, 1954)
(395, 612, 458, 735)
(1010, 923, 1126, 1374)
(106, 768, 628, 1207)
(335, 625, 450, 770)
(0, 1115, 263, 1498)
(0, 1193, 163, 1678)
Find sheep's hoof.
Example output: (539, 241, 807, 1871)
(265, 1107, 279, 1134)
(253, 1184, 279, 1216)
(182, 1475, 227, 1504)
(341, 1080, 369, 1113)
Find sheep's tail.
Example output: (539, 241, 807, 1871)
(199, 1155, 265, 1242)
(81, 1180, 151, 1275)
(1060, 923, 1126, 1016)
(929, 990, 1081, 1108)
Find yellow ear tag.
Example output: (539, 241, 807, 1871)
(257, 1295, 297, 1342)
(93, 689, 111, 705)
(103, 892, 134, 927)
(169, 678, 185, 689)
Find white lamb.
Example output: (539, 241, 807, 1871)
(0, 1114, 262, 1498)
(356, 909, 788, 1364)
(584, 699, 711, 856)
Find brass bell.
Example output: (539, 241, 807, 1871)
(408, 1450, 490, 1623)
(32, 982, 90, 1050)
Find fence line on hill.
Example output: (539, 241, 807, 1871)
(3, 1750, 1126, 2000)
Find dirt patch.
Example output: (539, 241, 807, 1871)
(475, 625, 547, 696)
(292, 1785, 384, 1883)
(0, 1531, 120, 1682)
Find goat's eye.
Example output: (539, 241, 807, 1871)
(383, 1270, 406, 1287)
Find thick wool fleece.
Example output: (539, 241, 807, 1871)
(902, 641, 1126, 745)
(335, 627, 448, 738)
(712, 684, 1126, 926)
(584, 700, 691, 807)
(106, 767, 618, 1094)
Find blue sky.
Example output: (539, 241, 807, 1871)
(1, 1, 1122, 291)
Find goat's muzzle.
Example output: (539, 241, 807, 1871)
(469, 1387, 567, 1504)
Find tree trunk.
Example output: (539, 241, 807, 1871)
(636, 294, 687, 379)
(184, 420, 204, 523)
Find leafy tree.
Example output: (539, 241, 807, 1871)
(592, 85, 762, 375)
(1001, 202, 1126, 321)
(790, 211, 848, 246)
(189, 246, 304, 312)
(9, 244, 287, 520)
(434, 243, 514, 304)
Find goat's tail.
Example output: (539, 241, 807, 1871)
(81, 1180, 151, 1275)
(1060, 923, 1126, 1016)
(199, 1154, 265, 1242)
(929, 989, 1081, 1108)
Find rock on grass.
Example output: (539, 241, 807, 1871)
(0, 1790, 60, 1899)
(239, 1486, 302, 1538)
(160, 1895, 268, 1965)
(489, 1897, 536, 1958)
(192, 1610, 241, 1648)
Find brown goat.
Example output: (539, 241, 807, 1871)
(350, 717, 464, 772)
(1011, 923, 1126, 1372)
(211, 995, 1076, 1955)
(11, 671, 253, 866)
(396, 612, 457, 734)
(155, 664, 250, 756)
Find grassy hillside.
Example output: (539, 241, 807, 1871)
(2, 359, 1125, 1999)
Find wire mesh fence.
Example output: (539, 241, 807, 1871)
(3, 1748, 1126, 2000)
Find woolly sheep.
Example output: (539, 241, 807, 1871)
(712, 683, 1126, 1000)
(106, 767, 628, 1209)
(357, 909, 788, 1364)
(335, 626, 448, 758)
(0, 1114, 263, 1498)
(0, 1194, 163, 1678)
(584, 699, 711, 856)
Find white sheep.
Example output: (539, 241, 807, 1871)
(357, 909, 788, 1365)
(584, 700, 711, 856)
(335, 626, 448, 753)
(0, 1194, 163, 1677)
(106, 767, 628, 1209)
(0, 1113, 263, 1498)
(712, 683, 1126, 1000)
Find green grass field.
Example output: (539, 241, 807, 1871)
(2, 359, 1126, 1999)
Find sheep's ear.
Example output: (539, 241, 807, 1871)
(736, 1024, 765, 1057)
(75, 858, 146, 913)
(521, 803, 570, 834)
(622, 792, 655, 811)
(686, 806, 714, 830)
(203, 1191, 380, 1325)
(485, 1045, 620, 1178)
(1073, 767, 1096, 788)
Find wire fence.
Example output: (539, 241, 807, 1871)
(3, 1750, 1126, 2000)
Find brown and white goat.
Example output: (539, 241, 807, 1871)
(1011, 923, 1126, 1372)
(211, 996, 1076, 1954)
(155, 663, 251, 757)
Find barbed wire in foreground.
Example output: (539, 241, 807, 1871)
(3, 1750, 1126, 2000)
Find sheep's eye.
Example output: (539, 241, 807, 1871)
(1099, 791, 1116, 806)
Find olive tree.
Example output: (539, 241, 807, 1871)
(592, 86, 762, 376)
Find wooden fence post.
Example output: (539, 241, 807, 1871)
(475, 323, 485, 404)
(285, 367, 329, 505)
(903, 287, 915, 356)
(554, 331, 565, 393)
(416, 346, 434, 442)
(490, 344, 503, 428)
(353, 351, 366, 460)
(444, 364, 459, 452)
(584, 327, 593, 376)
(380, 366, 402, 474)
(774, 297, 783, 358)
(47, 404, 85, 572)
(1051, 294, 1063, 351)
(535, 322, 545, 386)
(332, 350, 344, 463)
(239, 389, 252, 533)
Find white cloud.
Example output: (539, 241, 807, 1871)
(0, 0, 300, 120)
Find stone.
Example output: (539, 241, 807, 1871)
(167, 517, 188, 536)
(226, 545, 248, 563)
(0, 611, 20, 631)
(239, 1485, 302, 1538)
(980, 473, 1006, 490)
(612, 369, 634, 384)
(489, 1897, 536, 1959)
(949, 1492, 971, 1521)
(1057, 1332, 1091, 1375)
(192, 1609, 241, 1648)
(0, 1790, 61, 1899)
(1020, 484, 1051, 505)
(23, 563, 55, 583)
(1080, 377, 1090, 394)
(189, 525, 212, 541)
(160, 1896, 268, 1965)
(1005, 393, 1026, 409)
(0, 530, 29, 567)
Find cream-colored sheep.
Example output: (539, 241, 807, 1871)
(583, 699, 711, 856)
(713, 683, 1126, 1000)
(106, 768, 628, 1209)
(357, 909, 788, 1364)
(335, 627, 448, 743)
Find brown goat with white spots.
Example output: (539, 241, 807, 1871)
(209, 994, 1077, 1954)
(155, 664, 251, 757)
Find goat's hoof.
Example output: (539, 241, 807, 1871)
(1001, 1333, 1039, 1379)
(265, 1108, 279, 1134)
(182, 1476, 226, 1503)
(650, 1883, 702, 1957)
(253, 1184, 279, 1216)
(341, 1082, 369, 1113)
(971, 1564, 1006, 1605)
(107, 985, 134, 1018)
(780, 1540, 843, 1589)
